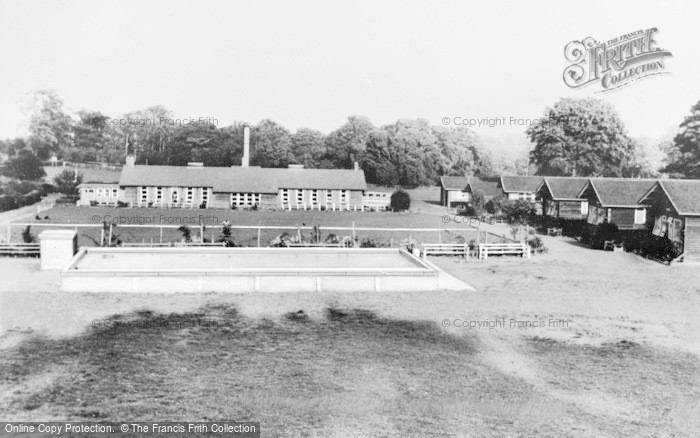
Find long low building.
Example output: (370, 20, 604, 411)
(116, 161, 367, 210)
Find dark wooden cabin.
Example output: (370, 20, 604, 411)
(639, 180, 700, 261)
(578, 178, 657, 230)
(536, 177, 590, 220)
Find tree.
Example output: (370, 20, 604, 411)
(290, 128, 326, 168)
(362, 119, 442, 187)
(67, 110, 111, 162)
(251, 119, 292, 167)
(527, 98, 638, 177)
(390, 190, 411, 211)
(0, 137, 32, 159)
(325, 116, 375, 169)
(53, 169, 83, 195)
(431, 126, 489, 176)
(465, 190, 485, 216)
(1, 149, 46, 180)
(503, 199, 537, 224)
(661, 100, 700, 178)
(485, 195, 508, 215)
(24, 90, 74, 159)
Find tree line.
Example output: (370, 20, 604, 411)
(1, 90, 699, 186)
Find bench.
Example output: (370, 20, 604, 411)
(478, 243, 531, 260)
(546, 227, 563, 236)
(422, 243, 470, 258)
(0, 243, 40, 257)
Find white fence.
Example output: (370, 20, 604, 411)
(1, 221, 482, 248)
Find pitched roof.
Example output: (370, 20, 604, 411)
(500, 175, 544, 193)
(540, 177, 590, 200)
(583, 178, 657, 207)
(119, 165, 367, 193)
(653, 180, 700, 215)
(466, 176, 503, 198)
(440, 176, 469, 191)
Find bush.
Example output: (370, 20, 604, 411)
(22, 226, 35, 243)
(360, 237, 381, 248)
(390, 190, 411, 211)
(527, 236, 547, 253)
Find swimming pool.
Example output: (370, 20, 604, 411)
(60, 247, 471, 293)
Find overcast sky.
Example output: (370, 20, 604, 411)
(0, 0, 698, 145)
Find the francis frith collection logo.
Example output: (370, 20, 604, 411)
(563, 28, 672, 92)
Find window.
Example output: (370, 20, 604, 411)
(112, 189, 118, 198)
(156, 187, 163, 203)
(581, 201, 589, 215)
(634, 208, 646, 225)
(296, 189, 304, 205)
(172, 190, 179, 204)
(340, 190, 348, 204)
(281, 189, 289, 205)
(231, 193, 261, 207)
(326, 190, 333, 204)
(140, 187, 148, 203)
(96, 188, 103, 197)
(186, 187, 194, 203)
(201, 188, 209, 204)
(310, 190, 318, 205)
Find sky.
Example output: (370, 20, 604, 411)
(0, 0, 698, 149)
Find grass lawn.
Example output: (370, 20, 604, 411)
(1, 303, 697, 437)
(17, 204, 477, 247)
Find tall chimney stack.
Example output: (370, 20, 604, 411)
(242, 126, 250, 167)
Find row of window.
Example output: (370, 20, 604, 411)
(587, 207, 646, 225)
(281, 189, 348, 205)
(84, 188, 119, 197)
(139, 187, 209, 204)
(230, 193, 261, 206)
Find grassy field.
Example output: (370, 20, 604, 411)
(16, 201, 482, 247)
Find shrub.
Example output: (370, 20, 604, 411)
(178, 225, 192, 243)
(22, 226, 35, 243)
(503, 199, 537, 224)
(390, 190, 411, 211)
(527, 236, 546, 253)
(116, 200, 128, 208)
(360, 237, 381, 248)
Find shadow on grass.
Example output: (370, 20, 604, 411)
(0, 305, 614, 436)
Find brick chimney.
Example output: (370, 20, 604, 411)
(125, 155, 136, 167)
(242, 126, 250, 167)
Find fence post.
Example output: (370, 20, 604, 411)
(160, 226, 163, 243)
(352, 222, 356, 241)
(257, 224, 261, 247)
(438, 230, 441, 244)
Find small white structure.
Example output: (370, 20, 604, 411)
(39, 230, 78, 270)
